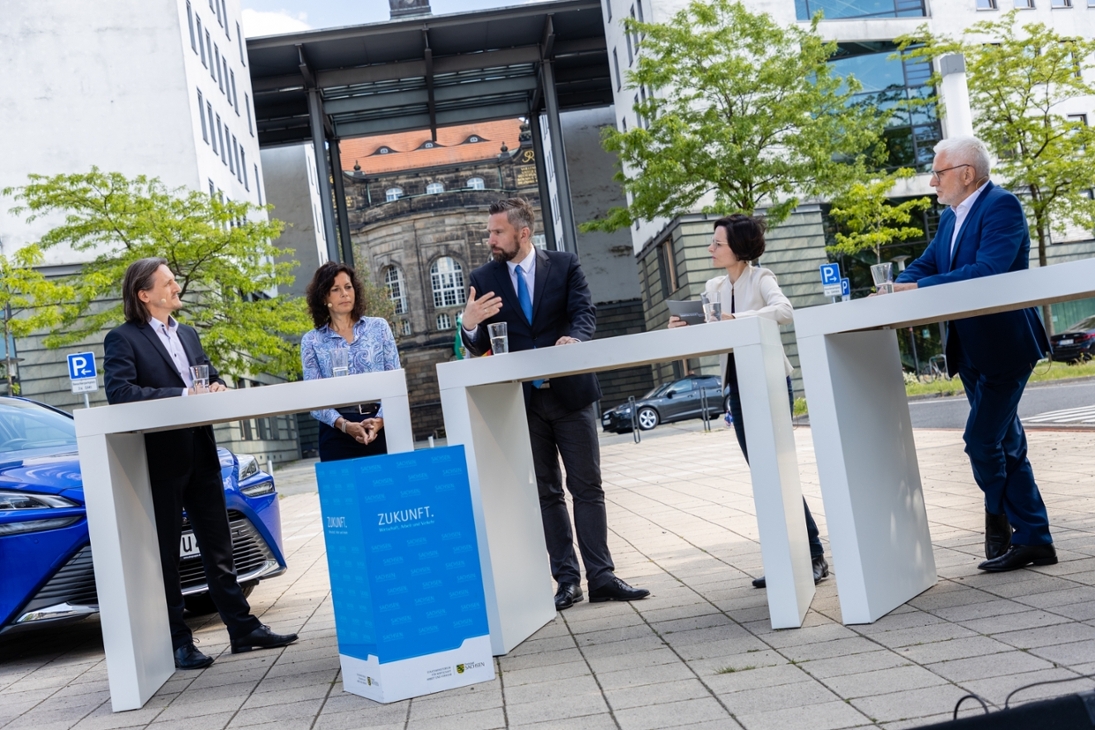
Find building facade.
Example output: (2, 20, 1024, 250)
(602, 0, 1095, 383)
(0, 0, 300, 464)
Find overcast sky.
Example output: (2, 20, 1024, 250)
(240, 0, 553, 37)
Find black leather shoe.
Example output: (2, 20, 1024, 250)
(985, 511, 1012, 560)
(978, 544, 1057, 572)
(752, 556, 828, 589)
(588, 577, 649, 603)
(174, 643, 214, 669)
(554, 582, 584, 610)
(230, 625, 298, 654)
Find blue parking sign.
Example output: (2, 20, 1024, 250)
(67, 352, 96, 380)
(819, 263, 841, 286)
(841, 278, 851, 297)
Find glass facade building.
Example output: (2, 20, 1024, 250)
(796, 0, 926, 20)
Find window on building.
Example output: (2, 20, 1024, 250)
(431, 257, 466, 308)
(606, 0, 612, 21)
(467, 177, 485, 190)
(829, 41, 941, 172)
(245, 94, 253, 135)
(227, 133, 235, 174)
(625, 19, 634, 65)
(636, 0, 644, 22)
(206, 31, 214, 79)
(400, 320, 412, 336)
(795, 0, 926, 20)
(198, 18, 206, 66)
(221, 0, 229, 34)
(1051, 0, 1072, 7)
(976, 0, 998, 7)
(656, 239, 678, 298)
(532, 234, 547, 249)
(237, 23, 246, 65)
(186, 2, 197, 52)
(216, 115, 225, 162)
(230, 71, 239, 113)
(1014, 0, 1034, 6)
(214, 45, 223, 91)
(386, 187, 403, 202)
(197, 90, 207, 142)
(242, 150, 248, 190)
(436, 313, 453, 331)
(234, 135, 242, 179)
(426, 182, 444, 194)
(384, 266, 407, 314)
(209, 179, 215, 197)
(255, 165, 262, 204)
(208, 104, 217, 153)
(613, 48, 622, 91)
(222, 58, 229, 95)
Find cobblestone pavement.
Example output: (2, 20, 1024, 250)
(3, 426, 1095, 729)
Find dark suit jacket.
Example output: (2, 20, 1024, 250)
(463, 249, 602, 412)
(896, 182, 1050, 377)
(104, 319, 225, 464)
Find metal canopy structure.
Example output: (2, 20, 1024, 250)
(246, 0, 611, 263)
(246, 0, 610, 145)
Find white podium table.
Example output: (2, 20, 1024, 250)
(795, 258, 1095, 625)
(73, 370, 414, 712)
(437, 316, 815, 655)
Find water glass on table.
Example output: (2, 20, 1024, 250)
(488, 322, 509, 354)
(189, 364, 209, 393)
(331, 347, 350, 377)
(871, 262, 894, 294)
(703, 301, 722, 323)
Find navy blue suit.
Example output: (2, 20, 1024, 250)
(463, 249, 615, 589)
(897, 182, 1052, 545)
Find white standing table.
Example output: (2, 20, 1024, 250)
(73, 370, 414, 712)
(795, 258, 1095, 625)
(437, 316, 816, 655)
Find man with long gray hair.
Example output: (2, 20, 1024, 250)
(104, 257, 297, 668)
(889, 136, 1054, 572)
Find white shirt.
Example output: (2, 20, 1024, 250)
(149, 315, 193, 395)
(463, 248, 537, 337)
(950, 181, 989, 257)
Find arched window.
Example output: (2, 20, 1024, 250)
(430, 257, 466, 308)
(400, 320, 412, 336)
(436, 313, 453, 330)
(426, 182, 444, 194)
(466, 177, 485, 190)
(383, 266, 407, 315)
(385, 187, 403, 202)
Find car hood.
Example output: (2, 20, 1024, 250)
(0, 449, 85, 503)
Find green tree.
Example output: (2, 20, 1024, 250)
(827, 170, 932, 264)
(3, 169, 313, 379)
(0, 245, 77, 394)
(583, 0, 884, 232)
(899, 11, 1095, 332)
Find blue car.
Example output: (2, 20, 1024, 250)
(0, 396, 287, 633)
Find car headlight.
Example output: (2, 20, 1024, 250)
(0, 490, 81, 535)
(237, 454, 260, 481)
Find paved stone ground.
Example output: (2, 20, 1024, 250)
(3, 426, 1095, 730)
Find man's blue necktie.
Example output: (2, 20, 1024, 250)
(515, 264, 543, 388)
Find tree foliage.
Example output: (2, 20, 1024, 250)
(3, 169, 313, 379)
(583, 0, 885, 232)
(827, 169, 932, 263)
(898, 11, 1095, 275)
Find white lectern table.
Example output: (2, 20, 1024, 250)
(74, 370, 414, 712)
(437, 316, 815, 654)
(795, 258, 1095, 625)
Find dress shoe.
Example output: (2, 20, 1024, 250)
(174, 643, 214, 669)
(978, 543, 1057, 572)
(588, 577, 650, 603)
(554, 582, 584, 610)
(230, 625, 299, 654)
(985, 511, 1012, 560)
(752, 556, 829, 589)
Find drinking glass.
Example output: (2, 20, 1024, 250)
(331, 347, 350, 377)
(189, 364, 209, 392)
(488, 322, 509, 354)
(871, 262, 894, 294)
(703, 301, 722, 323)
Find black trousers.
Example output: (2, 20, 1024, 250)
(526, 387, 615, 590)
(317, 407, 389, 462)
(725, 355, 824, 559)
(147, 427, 260, 650)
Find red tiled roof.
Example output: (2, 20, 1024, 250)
(339, 119, 523, 174)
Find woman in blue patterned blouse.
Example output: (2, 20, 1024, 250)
(301, 262, 401, 462)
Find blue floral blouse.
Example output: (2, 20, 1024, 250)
(300, 316, 401, 427)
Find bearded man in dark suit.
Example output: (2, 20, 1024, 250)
(460, 198, 649, 610)
(104, 257, 297, 668)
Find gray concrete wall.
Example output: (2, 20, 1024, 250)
(261, 145, 329, 299)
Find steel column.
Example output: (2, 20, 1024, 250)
(308, 88, 340, 263)
(528, 113, 558, 251)
(328, 138, 354, 264)
(540, 60, 578, 255)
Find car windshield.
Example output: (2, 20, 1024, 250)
(642, 383, 672, 399)
(1066, 315, 1095, 332)
(0, 400, 77, 452)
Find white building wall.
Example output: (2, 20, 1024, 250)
(0, 0, 265, 264)
(602, 0, 1095, 253)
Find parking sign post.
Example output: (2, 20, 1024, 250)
(67, 352, 98, 408)
(819, 263, 843, 302)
